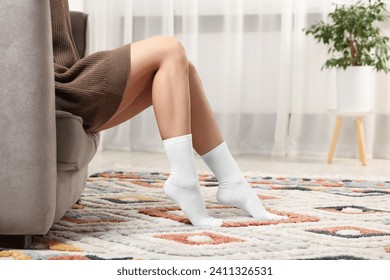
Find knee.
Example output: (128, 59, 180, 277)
(158, 36, 189, 71)
(188, 60, 196, 72)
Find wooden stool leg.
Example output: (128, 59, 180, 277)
(355, 117, 367, 166)
(328, 116, 343, 164)
(355, 118, 364, 164)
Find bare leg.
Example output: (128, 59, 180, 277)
(95, 36, 222, 227)
(95, 60, 224, 157)
(95, 36, 189, 139)
(188, 62, 224, 155)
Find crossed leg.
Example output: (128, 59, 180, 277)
(94, 36, 223, 155)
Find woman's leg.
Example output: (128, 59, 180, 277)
(96, 36, 222, 227)
(95, 36, 189, 138)
(97, 61, 225, 156)
(187, 62, 224, 155)
(95, 42, 223, 152)
(186, 63, 285, 220)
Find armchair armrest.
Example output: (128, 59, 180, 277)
(0, 0, 57, 234)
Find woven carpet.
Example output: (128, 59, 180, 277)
(1, 171, 390, 260)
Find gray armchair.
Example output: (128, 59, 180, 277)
(0, 0, 99, 248)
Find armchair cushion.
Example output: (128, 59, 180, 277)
(56, 111, 100, 171)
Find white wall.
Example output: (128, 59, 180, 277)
(68, 0, 84, 11)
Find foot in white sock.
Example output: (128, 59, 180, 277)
(202, 142, 286, 221)
(164, 180, 222, 226)
(216, 177, 285, 220)
(163, 135, 223, 227)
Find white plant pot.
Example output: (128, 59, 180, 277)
(336, 66, 375, 112)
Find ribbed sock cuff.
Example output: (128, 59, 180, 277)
(201, 141, 227, 161)
(163, 134, 192, 145)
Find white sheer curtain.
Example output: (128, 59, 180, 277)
(69, 0, 390, 159)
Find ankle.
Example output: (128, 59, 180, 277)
(166, 173, 199, 189)
(218, 174, 246, 189)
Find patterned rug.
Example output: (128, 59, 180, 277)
(1, 171, 390, 260)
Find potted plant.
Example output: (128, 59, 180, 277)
(304, 0, 390, 112)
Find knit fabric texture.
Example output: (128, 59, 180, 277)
(50, 0, 131, 133)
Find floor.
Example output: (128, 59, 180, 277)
(89, 150, 390, 180)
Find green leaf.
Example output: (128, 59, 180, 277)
(304, 0, 390, 72)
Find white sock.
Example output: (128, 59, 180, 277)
(202, 142, 285, 220)
(163, 134, 223, 227)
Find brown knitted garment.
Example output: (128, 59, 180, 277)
(50, 0, 131, 133)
